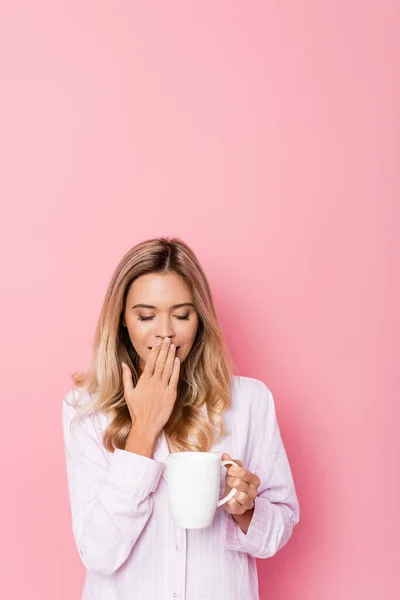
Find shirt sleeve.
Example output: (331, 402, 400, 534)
(62, 389, 165, 576)
(224, 383, 300, 558)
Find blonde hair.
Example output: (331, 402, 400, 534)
(70, 236, 239, 453)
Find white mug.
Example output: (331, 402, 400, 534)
(166, 451, 239, 529)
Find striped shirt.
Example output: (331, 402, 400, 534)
(62, 375, 300, 599)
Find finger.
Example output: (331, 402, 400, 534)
(227, 467, 259, 490)
(226, 497, 248, 515)
(161, 343, 176, 384)
(121, 362, 134, 395)
(225, 477, 257, 500)
(225, 464, 250, 481)
(222, 454, 243, 468)
(224, 463, 244, 479)
(142, 340, 163, 377)
(234, 491, 254, 510)
(233, 469, 260, 490)
(168, 355, 180, 390)
(154, 337, 172, 376)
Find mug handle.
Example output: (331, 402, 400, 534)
(217, 460, 239, 507)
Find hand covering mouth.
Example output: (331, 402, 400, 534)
(148, 346, 180, 349)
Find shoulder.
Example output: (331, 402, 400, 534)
(62, 386, 92, 412)
(231, 374, 271, 402)
(230, 374, 274, 420)
(62, 386, 98, 432)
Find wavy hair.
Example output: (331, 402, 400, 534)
(70, 236, 239, 453)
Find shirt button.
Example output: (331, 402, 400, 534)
(175, 545, 180, 551)
(173, 594, 178, 598)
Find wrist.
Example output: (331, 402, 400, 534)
(232, 506, 255, 535)
(130, 423, 159, 442)
(124, 424, 159, 457)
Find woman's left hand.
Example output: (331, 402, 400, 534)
(221, 453, 261, 515)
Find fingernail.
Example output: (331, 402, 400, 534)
(164, 337, 170, 344)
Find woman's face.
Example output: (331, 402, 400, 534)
(122, 272, 199, 372)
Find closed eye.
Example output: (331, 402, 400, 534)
(137, 315, 190, 321)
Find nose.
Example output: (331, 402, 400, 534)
(155, 335, 176, 344)
(152, 317, 177, 345)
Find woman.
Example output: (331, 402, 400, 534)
(62, 236, 300, 600)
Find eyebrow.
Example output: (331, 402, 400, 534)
(132, 303, 194, 310)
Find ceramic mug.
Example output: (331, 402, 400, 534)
(166, 451, 239, 529)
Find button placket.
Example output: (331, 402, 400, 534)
(171, 525, 186, 600)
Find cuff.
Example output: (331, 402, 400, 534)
(225, 498, 269, 554)
(108, 448, 165, 492)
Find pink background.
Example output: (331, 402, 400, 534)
(0, 1, 398, 598)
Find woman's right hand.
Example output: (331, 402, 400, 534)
(121, 337, 180, 438)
